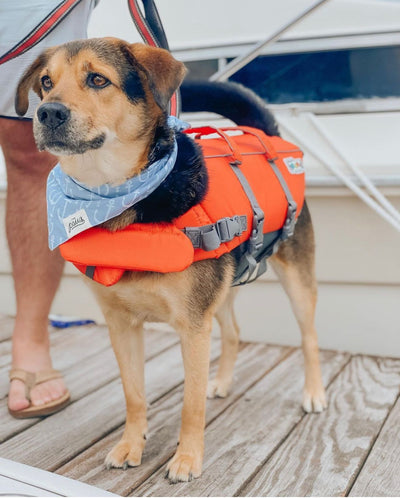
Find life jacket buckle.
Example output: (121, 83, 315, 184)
(215, 215, 247, 243)
(281, 200, 298, 240)
(248, 206, 265, 253)
(183, 215, 247, 251)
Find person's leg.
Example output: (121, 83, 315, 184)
(0, 118, 66, 412)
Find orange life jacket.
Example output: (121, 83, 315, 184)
(59, 126, 305, 286)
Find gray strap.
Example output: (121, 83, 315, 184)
(244, 252, 258, 282)
(229, 162, 266, 284)
(85, 266, 96, 279)
(268, 160, 298, 240)
(230, 163, 265, 254)
(249, 257, 267, 284)
(232, 255, 268, 286)
(183, 215, 247, 251)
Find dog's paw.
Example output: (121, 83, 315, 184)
(207, 378, 230, 399)
(165, 450, 202, 483)
(302, 386, 327, 413)
(105, 437, 146, 470)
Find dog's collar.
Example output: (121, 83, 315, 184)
(47, 116, 189, 250)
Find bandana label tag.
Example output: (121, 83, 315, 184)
(62, 209, 92, 239)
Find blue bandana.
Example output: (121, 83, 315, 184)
(47, 116, 189, 250)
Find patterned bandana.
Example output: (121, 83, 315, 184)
(47, 116, 189, 250)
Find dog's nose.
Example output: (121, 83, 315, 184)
(37, 103, 70, 129)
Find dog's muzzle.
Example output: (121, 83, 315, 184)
(34, 103, 105, 154)
(37, 102, 70, 130)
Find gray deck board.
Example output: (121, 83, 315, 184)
(57, 343, 290, 495)
(241, 356, 400, 497)
(136, 350, 349, 497)
(0, 316, 399, 497)
(349, 393, 400, 497)
(0, 327, 178, 444)
(0, 334, 219, 470)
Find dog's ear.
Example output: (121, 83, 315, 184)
(126, 43, 187, 111)
(15, 51, 50, 116)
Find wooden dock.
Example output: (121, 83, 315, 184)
(0, 315, 400, 496)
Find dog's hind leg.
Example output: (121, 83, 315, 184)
(207, 288, 240, 398)
(99, 307, 147, 469)
(269, 202, 327, 413)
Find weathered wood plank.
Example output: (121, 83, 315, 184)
(57, 343, 291, 495)
(349, 393, 400, 496)
(241, 356, 400, 497)
(0, 338, 221, 470)
(135, 349, 350, 497)
(0, 329, 179, 443)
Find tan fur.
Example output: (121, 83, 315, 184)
(130, 43, 187, 110)
(90, 258, 234, 479)
(40, 48, 153, 184)
(15, 40, 185, 186)
(207, 288, 240, 398)
(16, 38, 326, 483)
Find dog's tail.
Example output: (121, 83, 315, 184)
(180, 80, 280, 137)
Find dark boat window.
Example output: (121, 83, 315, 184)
(229, 46, 400, 103)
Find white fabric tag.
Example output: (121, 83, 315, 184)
(283, 157, 304, 175)
(62, 209, 92, 239)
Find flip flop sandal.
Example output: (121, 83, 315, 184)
(8, 368, 70, 419)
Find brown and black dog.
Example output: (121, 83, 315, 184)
(16, 37, 327, 483)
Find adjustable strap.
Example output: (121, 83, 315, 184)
(230, 162, 265, 284)
(85, 266, 96, 279)
(268, 160, 298, 239)
(9, 368, 63, 402)
(183, 215, 247, 251)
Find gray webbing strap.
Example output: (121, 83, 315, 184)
(243, 252, 267, 284)
(183, 215, 247, 251)
(85, 266, 96, 279)
(268, 160, 298, 240)
(230, 162, 265, 284)
(230, 163, 265, 252)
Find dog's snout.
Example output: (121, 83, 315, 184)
(37, 103, 70, 130)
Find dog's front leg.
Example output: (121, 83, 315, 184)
(166, 321, 212, 483)
(104, 320, 147, 469)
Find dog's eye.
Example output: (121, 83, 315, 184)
(41, 76, 53, 91)
(87, 73, 111, 89)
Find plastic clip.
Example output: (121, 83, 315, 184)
(281, 200, 297, 240)
(248, 206, 265, 254)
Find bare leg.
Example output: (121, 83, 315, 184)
(102, 308, 147, 468)
(0, 119, 66, 412)
(207, 288, 240, 398)
(166, 320, 212, 482)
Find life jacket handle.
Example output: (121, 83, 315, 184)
(185, 125, 278, 164)
(186, 126, 243, 164)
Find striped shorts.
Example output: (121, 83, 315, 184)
(0, 0, 95, 119)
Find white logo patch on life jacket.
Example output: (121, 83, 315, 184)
(63, 209, 92, 238)
(283, 156, 304, 175)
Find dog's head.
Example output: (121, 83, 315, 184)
(15, 38, 186, 170)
